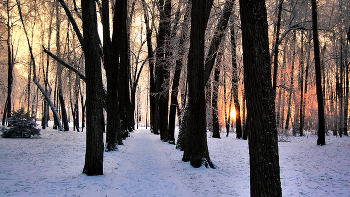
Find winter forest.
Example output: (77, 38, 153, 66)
(0, 0, 349, 196)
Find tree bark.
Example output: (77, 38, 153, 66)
(141, 0, 156, 134)
(231, 23, 242, 139)
(6, 0, 13, 125)
(82, 0, 104, 175)
(239, 0, 282, 196)
(299, 32, 305, 136)
(272, 0, 284, 93)
(183, 0, 214, 168)
(56, 2, 69, 131)
(115, 0, 132, 136)
(212, 55, 221, 139)
(103, 0, 122, 151)
(311, 0, 326, 145)
(57, 0, 84, 48)
(168, 4, 190, 144)
(43, 47, 86, 82)
(344, 44, 349, 136)
(285, 31, 296, 133)
(203, 0, 234, 85)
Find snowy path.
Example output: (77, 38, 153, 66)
(0, 125, 349, 196)
(113, 129, 195, 196)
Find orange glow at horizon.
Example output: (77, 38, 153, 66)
(230, 108, 236, 121)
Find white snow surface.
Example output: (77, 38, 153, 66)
(0, 123, 349, 197)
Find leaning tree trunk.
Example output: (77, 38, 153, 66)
(312, 0, 326, 145)
(272, 0, 284, 93)
(16, 0, 63, 131)
(239, 0, 282, 196)
(82, 0, 104, 176)
(203, 0, 234, 84)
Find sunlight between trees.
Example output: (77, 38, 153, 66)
(0, 0, 349, 195)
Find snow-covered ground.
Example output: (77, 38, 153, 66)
(0, 123, 349, 197)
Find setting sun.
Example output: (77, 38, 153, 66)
(230, 108, 236, 120)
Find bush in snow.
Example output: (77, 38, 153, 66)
(1, 108, 40, 138)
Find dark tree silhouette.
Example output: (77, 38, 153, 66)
(311, 0, 326, 145)
(239, 0, 282, 195)
(103, 0, 121, 151)
(82, 0, 104, 176)
(183, 0, 214, 168)
(231, 23, 242, 139)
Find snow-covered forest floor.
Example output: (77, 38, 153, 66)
(0, 122, 349, 197)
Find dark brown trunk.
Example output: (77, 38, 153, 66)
(239, 0, 282, 195)
(141, 0, 156, 133)
(212, 61, 221, 139)
(231, 23, 242, 139)
(183, 0, 214, 168)
(312, 0, 326, 145)
(272, 0, 284, 93)
(82, 0, 104, 175)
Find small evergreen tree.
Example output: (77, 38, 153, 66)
(1, 108, 40, 138)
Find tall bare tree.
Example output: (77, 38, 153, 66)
(182, 0, 214, 168)
(82, 0, 104, 175)
(311, 0, 326, 145)
(239, 0, 282, 195)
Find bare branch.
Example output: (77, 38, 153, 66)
(270, 22, 309, 59)
(43, 46, 86, 82)
(16, 0, 63, 131)
(57, 0, 84, 47)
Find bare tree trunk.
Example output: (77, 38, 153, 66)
(203, 0, 234, 84)
(299, 32, 305, 136)
(104, 0, 122, 150)
(239, 0, 282, 195)
(82, 0, 104, 175)
(154, 0, 171, 141)
(6, 0, 13, 125)
(312, 0, 326, 145)
(168, 4, 190, 144)
(183, 0, 214, 168)
(42, 6, 54, 130)
(338, 39, 344, 137)
(344, 44, 349, 136)
(141, 0, 156, 134)
(56, 1, 69, 131)
(272, 0, 284, 93)
(224, 75, 232, 137)
(27, 59, 32, 113)
(116, 0, 131, 136)
(231, 22, 242, 139)
(212, 53, 221, 139)
(242, 89, 247, 140)
(285, 31, 296, 132)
